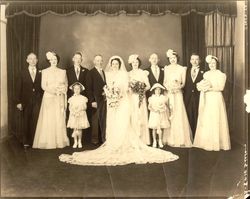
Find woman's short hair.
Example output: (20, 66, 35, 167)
(111, 58, 122, 69)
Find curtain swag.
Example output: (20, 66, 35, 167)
(5, 2, 237, 18)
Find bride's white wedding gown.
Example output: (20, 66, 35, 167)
(59, 70, 178, 166)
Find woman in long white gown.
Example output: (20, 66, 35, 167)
(33, 52, 69, 149)
(163, 49, 192, 147)
(193, 55, 231, 151)
(128, 54, 150, 145)
(59, 56, 178, 166)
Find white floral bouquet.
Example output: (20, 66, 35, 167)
(103, 83, 123, 108)
(197, 79, 211, 92)
(167, 79, 182, 94)
(129, 79, 147, 108)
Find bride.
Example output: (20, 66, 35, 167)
(59, 56, 178, 166)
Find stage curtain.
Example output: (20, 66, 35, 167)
(205, 12, 235, 130)
(5, 1, 237, 18)
(181, 12, 205, 67)
(6, 14, 41, 141)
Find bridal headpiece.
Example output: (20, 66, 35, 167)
(205, 55, 218, 64)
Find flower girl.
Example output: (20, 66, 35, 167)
(67, 82, 90, 148)
(148, 83, 170, 148)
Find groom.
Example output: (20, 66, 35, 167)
(86, 55, 107, 145)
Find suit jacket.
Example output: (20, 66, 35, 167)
(16, 67, 43, 108)
(66, 65, 89, 98)
(86, 67, 106, 107)
(145, 66, 164, 97)
(183, 66, 205, 106)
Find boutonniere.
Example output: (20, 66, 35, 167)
(38, 70, 42, 73)
(201, 71, 204, 74)
(82, 69, 85, 72)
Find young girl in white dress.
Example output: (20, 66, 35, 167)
(128, 54, 150, 145)
(67, 82, 90, 148)
(163, 49, 192, 148)
(148, 83, 170, 148)
(193, 55, 231, 151)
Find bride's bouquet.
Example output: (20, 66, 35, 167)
(129, 79, 147, 108)
(103, 83, 123, 108)
(197, 79, 211, 92)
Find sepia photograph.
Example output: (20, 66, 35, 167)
(0, 0, 249, 198)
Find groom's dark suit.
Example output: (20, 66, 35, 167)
(183, 66, 205, 137)
(86, 67, 107, 144)
(66, 65, 91, 142)
(16, 67, 43, 146)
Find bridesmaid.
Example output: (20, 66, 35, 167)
(33, 51, 69, 149)
(193, 55, 231, 151)
(163, 49, 192, 147)
(128, 54, 150, 145)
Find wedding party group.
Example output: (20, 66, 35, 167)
(16, 49, 231, 166)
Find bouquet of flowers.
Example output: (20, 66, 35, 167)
(167, 79, 181, 94)
(56, 83, 67, 96)
(103, 83, 123, 108)
(197, 79, 211, 92)
(129, 80, 147, 108)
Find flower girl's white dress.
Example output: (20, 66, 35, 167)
(59, 70, 178, 166)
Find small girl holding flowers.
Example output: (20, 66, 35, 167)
(148, 83, 170, 148)
(67, 82, 90, 148)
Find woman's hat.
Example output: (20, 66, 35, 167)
(150, 83, 166, 91)
(128, 54, 139, 64)
(69, 82, 85, 91)
(205, 55, 218, 64)
(166, 49, 177, 58)
(46, 51, 57, 60)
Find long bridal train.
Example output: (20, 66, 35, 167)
(59, 56, 178, 166)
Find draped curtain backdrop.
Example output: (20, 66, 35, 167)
(5, 0, 237, 139)
(205, 12, 235, 130)
(6, 14, 40, 140)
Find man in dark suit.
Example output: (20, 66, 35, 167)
(66, 52, 90, 143)
(183, 53, 205, 138)
(86, 55, 106, 145)
(16, 53, 43, 149)
(145, 53, 164, 99)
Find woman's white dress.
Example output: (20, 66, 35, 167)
(129, 69, 150, 145)
(59, 71, 178, 166)
(33, 67, 69, 149)
(163, 64, 192, 147)
(193, 70, 231, 151)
